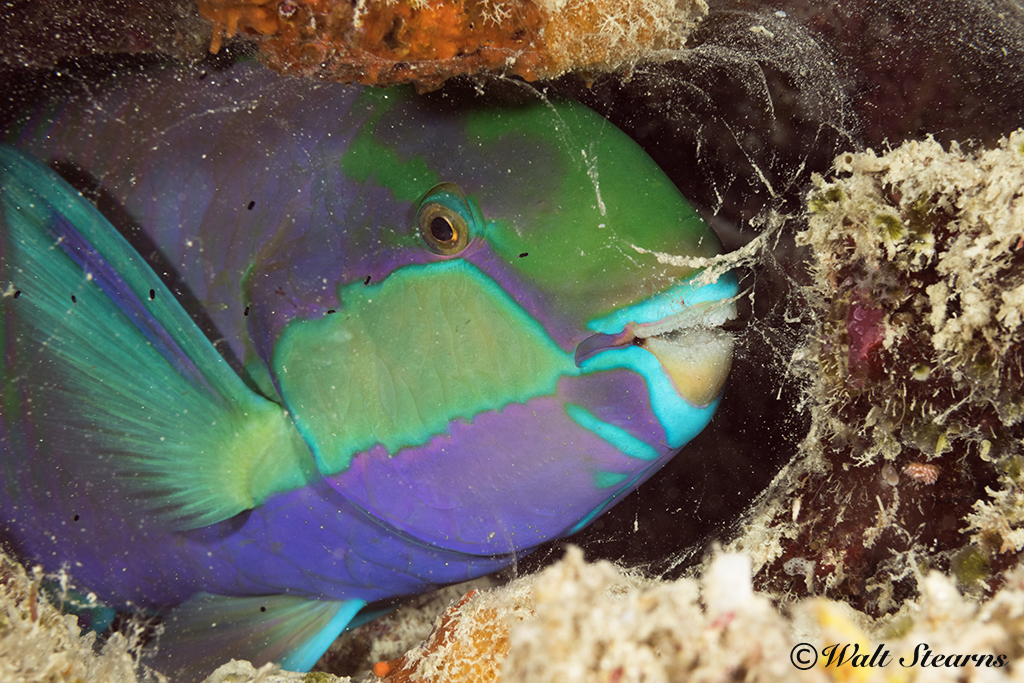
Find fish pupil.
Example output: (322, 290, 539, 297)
(430, 216, 455, 243)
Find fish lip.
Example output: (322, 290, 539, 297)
(574, 328, 636, 366)
(575, 274, 739, 410)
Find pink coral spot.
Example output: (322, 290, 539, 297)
(846, 294, 886, 385)
(903, 462, 939, 485)
(277, 0, 297, 19)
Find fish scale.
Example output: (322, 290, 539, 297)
(1, 59, 737, 679)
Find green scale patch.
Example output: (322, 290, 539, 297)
(273, 260, 577, 476)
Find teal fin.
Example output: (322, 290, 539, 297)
(0, 145, 316, 529)
(155, 593, 366, 680)
(40, 581, 117, 633)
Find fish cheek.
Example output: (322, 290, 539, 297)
(271, 260, 576, 478)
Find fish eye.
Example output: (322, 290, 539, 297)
(430, 215, 456, 243)
(417, 183, 472, 255)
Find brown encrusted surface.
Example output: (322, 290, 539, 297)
(372, 589, 522, 683)
(196, 0, 707, 88)
(0, 0, 709, 91)
(727, 131, 1024, 617)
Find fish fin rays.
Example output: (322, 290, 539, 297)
(154, 593, 366, 681)
(0, 145, 316, 530)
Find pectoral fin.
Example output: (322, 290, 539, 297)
(0, 145, 316, 530)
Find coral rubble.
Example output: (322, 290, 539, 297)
(319, 576, 502, 676)
(196, 0, 706, 87)
(371, 586, 526, 683)
(368, 548, 795, 683)
(0, 551, 144, 683)
(203, 659, 350, 682)
(501, 549, 793, 683)
(729, 130, 1024, 616)
(9, 540, 1024, 683)
(368, 546, 1024, 683)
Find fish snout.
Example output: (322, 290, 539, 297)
(576, 296, 737, 408)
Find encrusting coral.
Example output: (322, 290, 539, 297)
(371, 587, 527, 683)
(196, 0, 707, 87)
(0, 552, 145, 683)
(728, 130, 1024, 616)
(8, 541, 1024, 683)
(360, 546, 1024, 683)
(364, 547, 795, 683)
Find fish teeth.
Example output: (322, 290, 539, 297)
(630, 299, 736, 408)
(633, 298, 737, 339)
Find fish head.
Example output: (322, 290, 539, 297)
(247, 87, 739, 554)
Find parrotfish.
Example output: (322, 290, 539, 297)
(0, 61, 737, 678)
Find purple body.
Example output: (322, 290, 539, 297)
(1, 61, 690, 615)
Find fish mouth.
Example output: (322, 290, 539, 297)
(575, 296, 737, 408)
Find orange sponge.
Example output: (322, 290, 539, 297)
(196, 0, 706, 88)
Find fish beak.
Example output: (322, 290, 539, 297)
(637, 318, 734, 408)
(576, 297, 737, 408)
